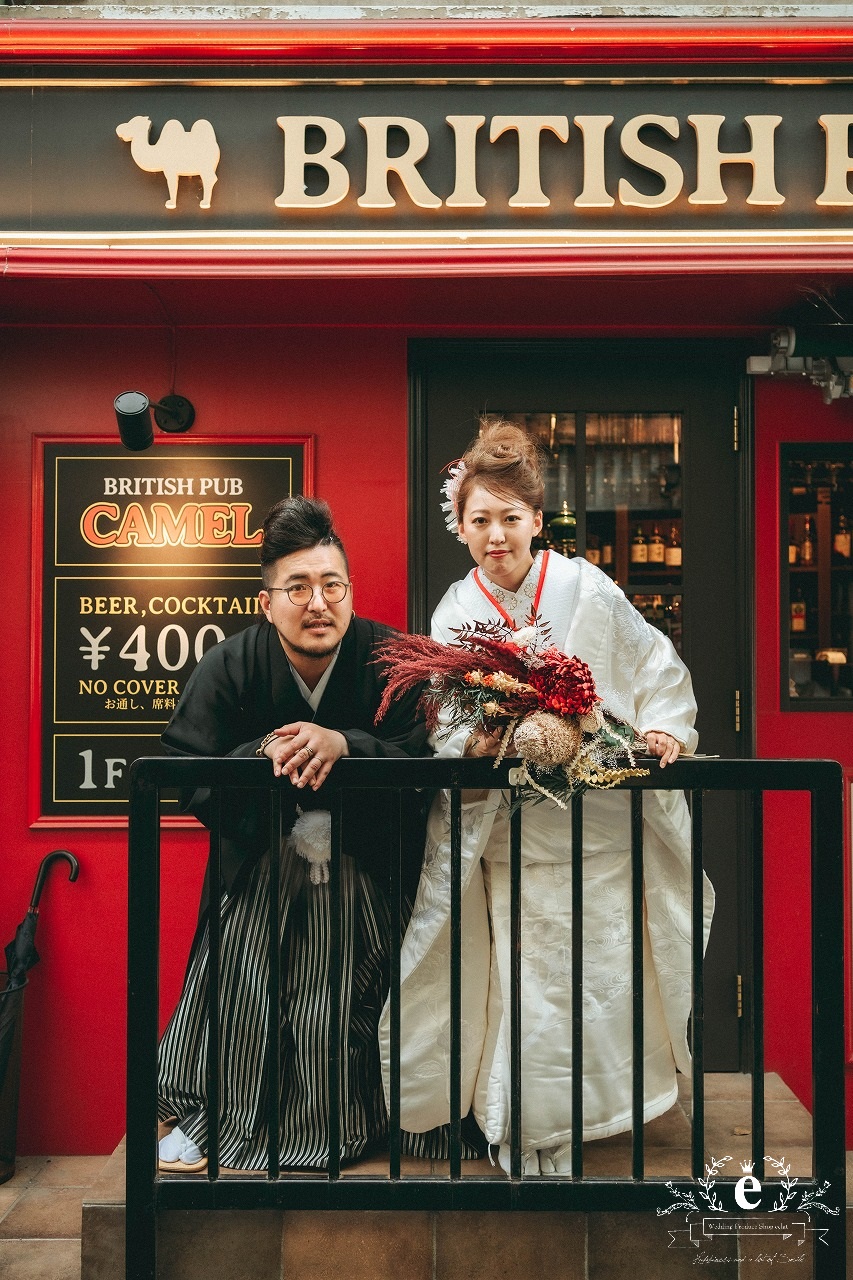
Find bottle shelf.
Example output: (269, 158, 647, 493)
(783, 446, 853, 705)
(626, 582, 683, 596)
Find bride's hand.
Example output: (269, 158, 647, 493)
(463, 728, 503, 758)
(644, 730, 681, 768)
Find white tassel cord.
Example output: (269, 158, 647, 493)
(287, 809, 332, 885)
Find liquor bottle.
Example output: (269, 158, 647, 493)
(585, 534, 601, 566)
(833, 512, 851, 561)
(668, 596, 683, 653)
(602, 537, 614, 570)
(630, 524, 648, 565)
(788, 522, 799, 566)
(665, 525, 682, 567)
(548, 501, 577, 557)
(800, 517, 816, 566)
(790, 588, 807, 632)
(648, 525, 665, 564)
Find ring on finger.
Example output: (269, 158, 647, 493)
(302, 746, 314, 759)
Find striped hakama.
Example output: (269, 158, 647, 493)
(158, 843, 480, 1169)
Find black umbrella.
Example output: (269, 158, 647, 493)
(0, 850, 79, 1084)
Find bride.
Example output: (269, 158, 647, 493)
(380, 420, 714, 1175)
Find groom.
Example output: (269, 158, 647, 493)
(157, 494, 431, 1171)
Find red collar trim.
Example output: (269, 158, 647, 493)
(472, 549, 550, 628)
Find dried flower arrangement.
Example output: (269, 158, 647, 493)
(375, 619, 649, 809)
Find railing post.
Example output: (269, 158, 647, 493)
(126, 762, 160, 1280)
(205, 790, 222, 1181)
(388, 790, 403, 1182)
(750, 790, 765, 1181)
(630, 788, 645, 1180)
(689, 788, 705, 1180)
(327, 791, 343, 1181)
(811, 762, 846, 1280)
(266, 789, 282, 1180)
(509, 787, 522, 1181)
(449, 779, 463, 1181)
(570, 793, 584, 1178)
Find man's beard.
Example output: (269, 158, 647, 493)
(287, 635, 342, 660)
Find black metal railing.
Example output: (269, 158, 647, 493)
(126, 756, 846, 1280)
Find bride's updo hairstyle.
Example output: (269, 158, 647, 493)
(456, 420, 545, 522)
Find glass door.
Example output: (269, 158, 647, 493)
(490, 410, 684, 655)
(411, 338, 751, 1072)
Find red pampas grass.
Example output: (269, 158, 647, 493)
(375, 626, 599, 732)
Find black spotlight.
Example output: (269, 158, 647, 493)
(114, 391, 195, 452)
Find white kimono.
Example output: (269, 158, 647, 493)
(379, 552, 714, 1154)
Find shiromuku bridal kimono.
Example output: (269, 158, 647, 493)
(379, 550, 715, 1163)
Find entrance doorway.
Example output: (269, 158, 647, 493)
(409, 339, 752, 1070)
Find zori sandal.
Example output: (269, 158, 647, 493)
(158, 1124, 208, 1173)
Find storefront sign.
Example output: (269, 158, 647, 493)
(4, 79, 853, 242)
(33, 437, 311, 824)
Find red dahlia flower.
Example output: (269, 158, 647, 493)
(527, 650, 600, 718)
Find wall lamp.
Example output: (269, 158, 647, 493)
(747, 325, 853, 403)
(114, 391, 196, 452)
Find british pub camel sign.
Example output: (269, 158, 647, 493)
(3, 78, 853, 241)
(116, 110, 853, 214)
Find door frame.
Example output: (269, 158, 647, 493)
(407, 336, 756, 1071)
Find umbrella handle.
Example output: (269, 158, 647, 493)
(29, 850, 80, 911)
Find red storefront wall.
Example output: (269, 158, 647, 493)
(1, 321, 410, 1155)
(5, 316, 853, 1155)
(754, 378, 853, 1136)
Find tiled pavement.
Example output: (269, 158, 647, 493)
(0, 1154, 109, 1280)
(0, 1076, 849, 1279)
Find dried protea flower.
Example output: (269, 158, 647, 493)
(578, 704, 604, 733)
(513, 711, 583, 767)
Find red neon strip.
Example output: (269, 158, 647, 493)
(0, 20, 852, 66)
(6, 244, 853, 280)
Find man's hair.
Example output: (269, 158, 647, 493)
(260, 495, 348, 586)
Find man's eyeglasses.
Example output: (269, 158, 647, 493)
(268, 581, 352, 606)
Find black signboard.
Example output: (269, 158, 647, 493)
(4, 78, 853, 238)
(32, 436, 311, 824)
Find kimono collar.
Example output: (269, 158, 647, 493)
(288, 649, 340, 712)
(472, 550, 550, 629)
(267, 619, 356, 721)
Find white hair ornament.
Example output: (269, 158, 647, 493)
(440, 460, 467, 542)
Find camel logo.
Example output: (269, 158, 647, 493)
(115, 116, 220, 210)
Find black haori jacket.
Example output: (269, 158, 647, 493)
(161, 614, 431, 919)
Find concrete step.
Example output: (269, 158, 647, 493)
(82, 1074, 842, 1280)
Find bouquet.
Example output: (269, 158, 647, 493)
(374, 619, 649, 809)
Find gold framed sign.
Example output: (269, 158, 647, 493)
(31, 435, 313, 825)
